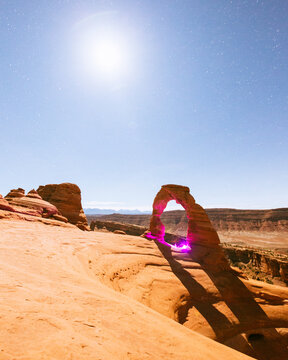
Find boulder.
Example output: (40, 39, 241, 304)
(114, 230, 126, 235)
(51, 214, 69, 223)
(37, 183, 89, 230)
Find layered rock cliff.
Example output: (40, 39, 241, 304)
(87, 208, 288, 233)
(223, 244, 288, 285)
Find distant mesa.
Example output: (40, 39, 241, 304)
(87, 207, 288, 233)
(37, 183, 89, 231)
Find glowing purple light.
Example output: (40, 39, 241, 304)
(145, 232, 157, 240)
(170, 243, 191, 252)
(145, 232, 191, 253)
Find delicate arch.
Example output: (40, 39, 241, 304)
(148, 184, 220, 250)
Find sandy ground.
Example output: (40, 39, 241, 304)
(218, 231, 288, 253)
(0, 219, 256, 360)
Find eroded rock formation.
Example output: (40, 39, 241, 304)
(0, 194, 15, 212)
(149, 185, 220, 246)
(26, 189, 42, 199)
(4, 188, 60, 217)
(147, 184, 229, 269)
(5, 188, 25, 199)
(223, 244, 288, 285)
(37, 183, 89, 230)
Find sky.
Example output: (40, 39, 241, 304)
(0, 0, 287, 211)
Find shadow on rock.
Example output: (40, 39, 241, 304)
(154, 240, 288, 360)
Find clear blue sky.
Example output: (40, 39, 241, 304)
(1, 0, 287, 210)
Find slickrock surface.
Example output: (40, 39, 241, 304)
(80, 230, 288, 360)
(0, 219, 256, 360)
(38, 183, 89, 230)
(89, 219, 288, 286)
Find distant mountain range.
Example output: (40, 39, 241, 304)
(84, 208, 151, 215)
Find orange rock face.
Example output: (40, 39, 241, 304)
(0, 194, 15, 212)
(150, 184, 220, 246)
(4, 188, 59, 217)
(148, 184, 228, 269)
(37, 183, 89, 230)
(5, 188, 25, 199)
(26, 189, 42, 199)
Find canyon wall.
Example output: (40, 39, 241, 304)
(223, 244, 288, 285)
(87, 208, 288, 233)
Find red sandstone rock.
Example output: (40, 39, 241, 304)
(5, 191, 59, 217)
(114, 230, 126, 235)
(27, 189, 42, 199)
(51, 214, 69, 223)
(0, 194, 15, 212)
(148, 184, 228, 269)
(5, 188, 25, 199)
(150, 184, 220, 246)
(37, 183, 89, 230)
(4, 188, 66, 220)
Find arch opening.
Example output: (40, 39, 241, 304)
(160, 199, 191, 252)
(146, 199, 191, 252)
